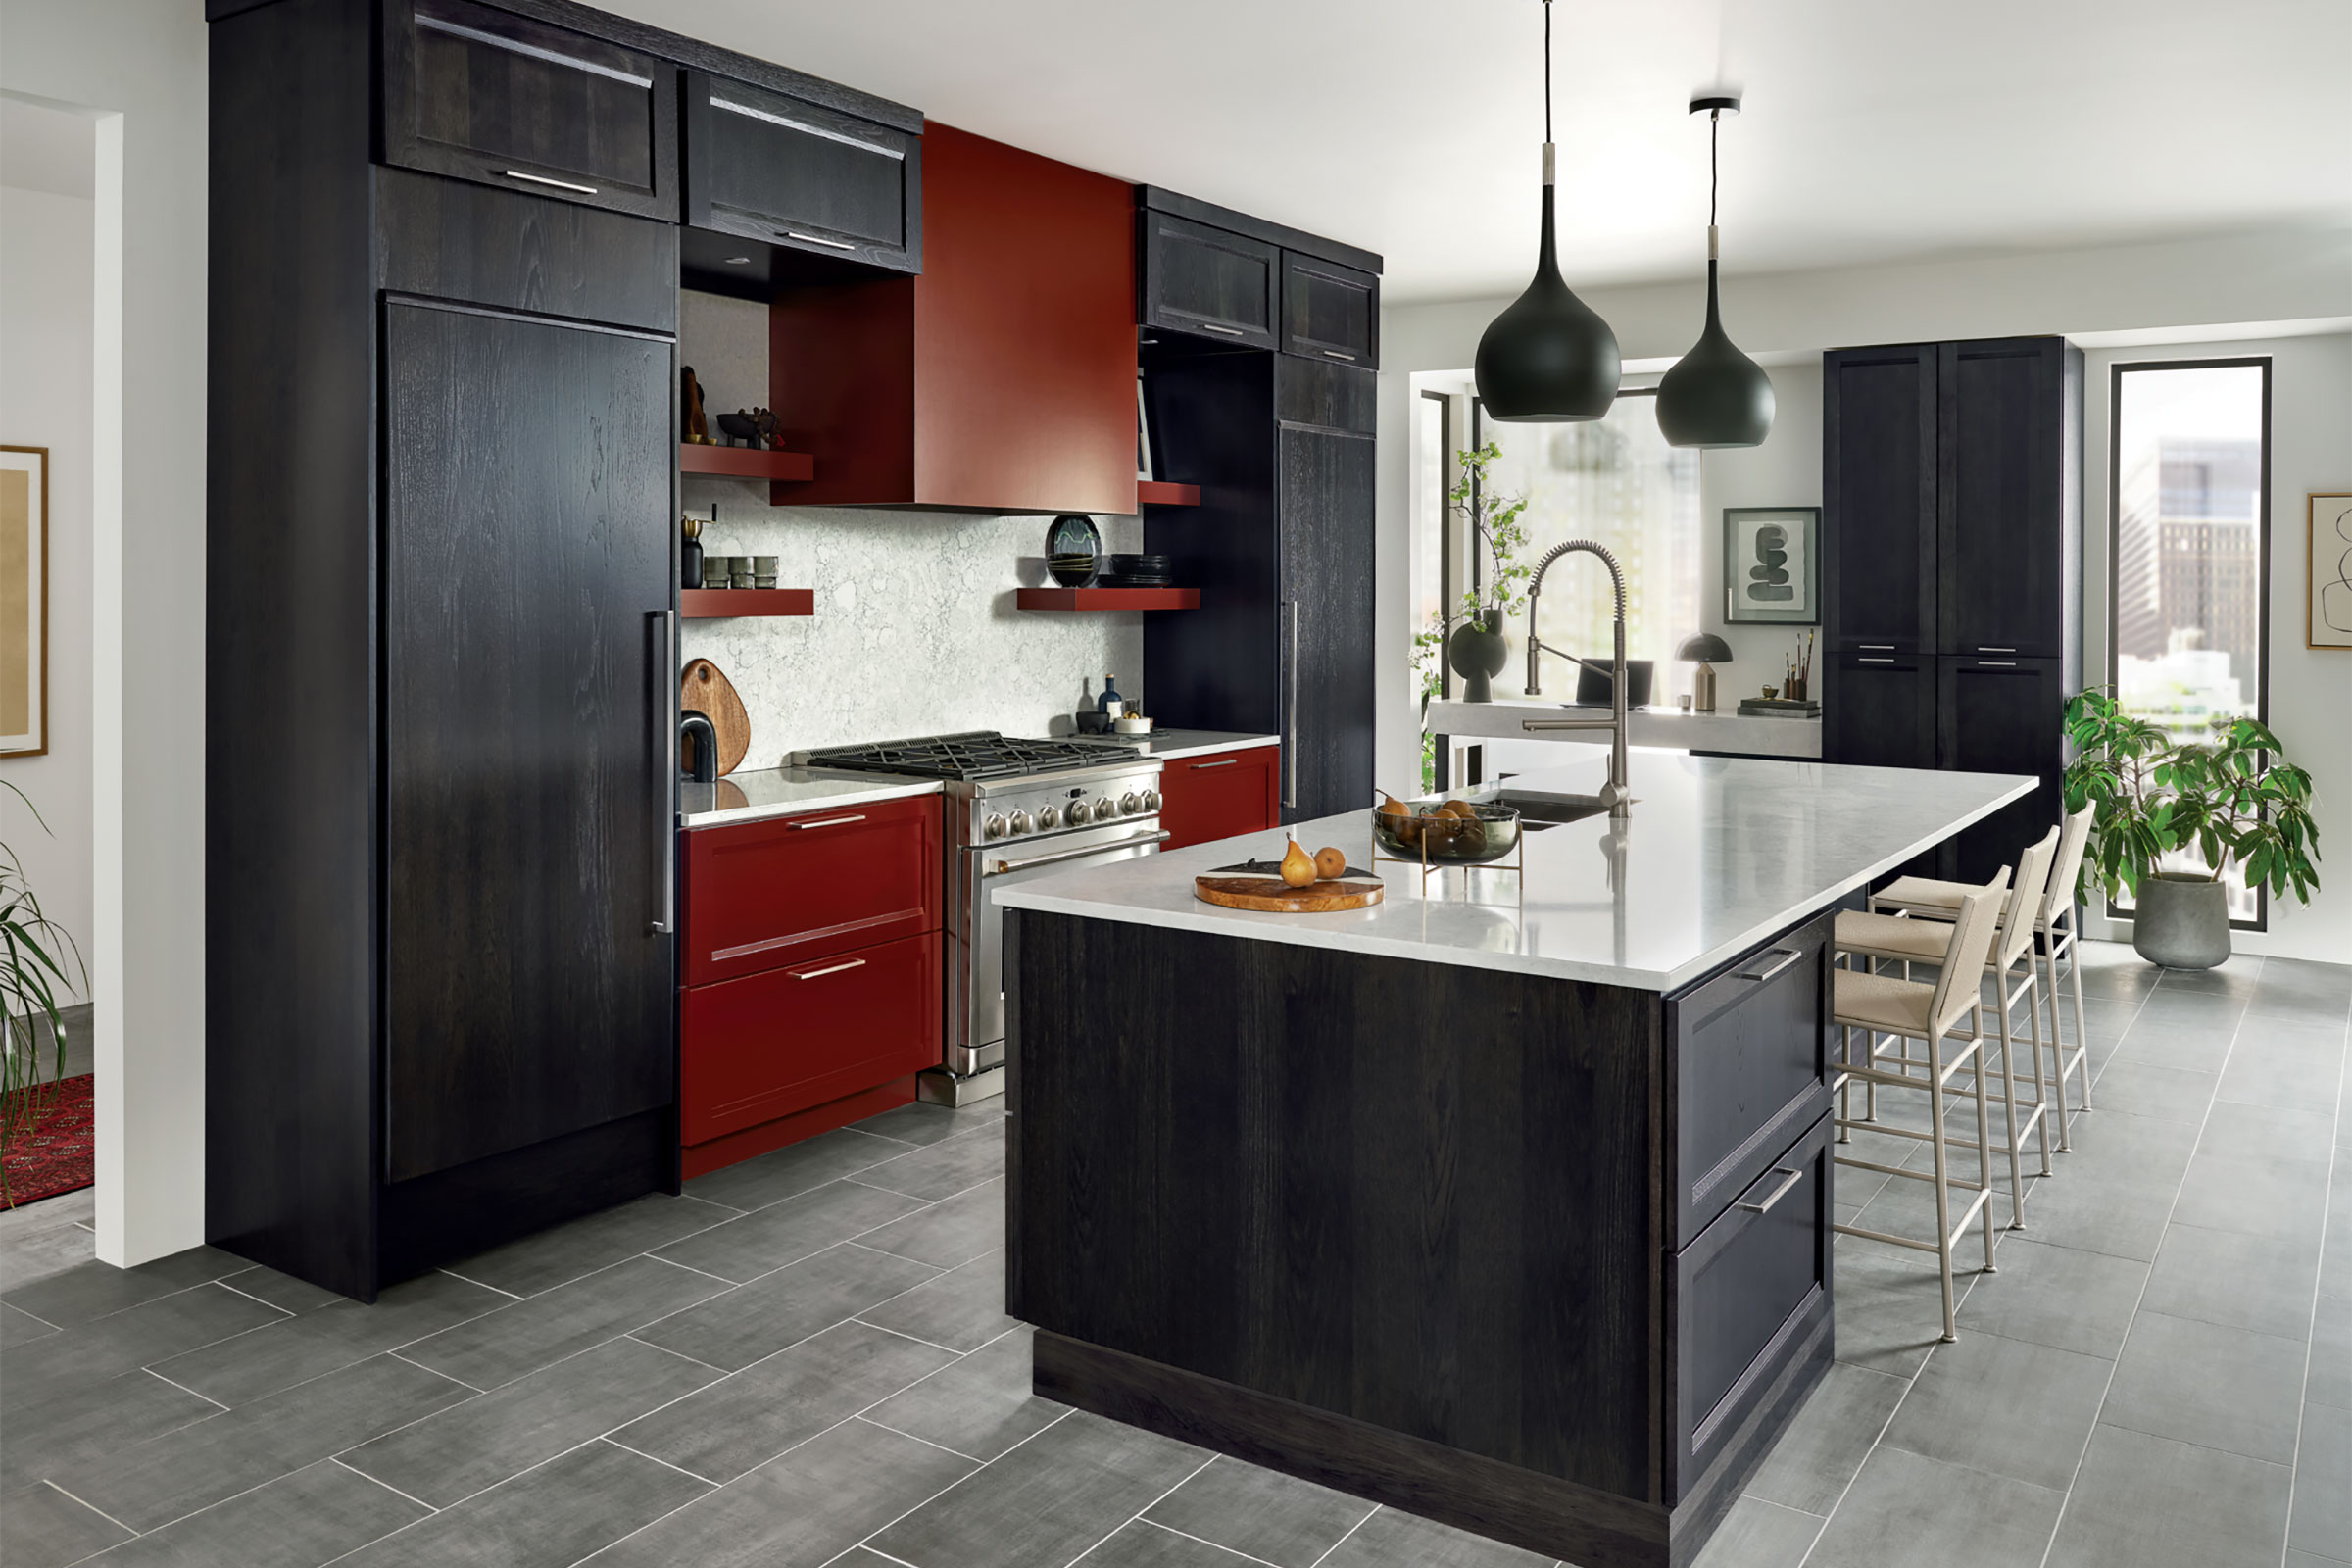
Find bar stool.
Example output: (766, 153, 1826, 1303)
(1836, 828, 2061, 1231)
(1830, 886, 2007, 1343)
(1872, 804, 2096, 1149)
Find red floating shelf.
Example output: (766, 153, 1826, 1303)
(1136, 480, 1200, 507)
(1017, 587, 1200, 612)
(680, 444, 815, 482)
(682, 588, 816, 618)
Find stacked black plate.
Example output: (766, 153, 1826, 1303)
(1100, 553, 1172, 588)
(1047, 554, 1099, 587)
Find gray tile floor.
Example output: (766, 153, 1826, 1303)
(1, 945, 2344, 1568)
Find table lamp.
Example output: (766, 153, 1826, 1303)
(1677, 633, 1733, 713)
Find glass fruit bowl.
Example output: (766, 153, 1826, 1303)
(1370, 799, 1522, 864)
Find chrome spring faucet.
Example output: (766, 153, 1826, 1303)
(1522, 539, 1631, 816)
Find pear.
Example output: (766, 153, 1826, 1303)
(1314, 845, 1348, 881)
(1280, 836, 1318, 888)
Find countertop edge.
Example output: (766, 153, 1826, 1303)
(1146, 732, 1280, 760)
(681, 775, 943, 829)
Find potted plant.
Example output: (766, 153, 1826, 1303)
(1, 784, 87, 1205)
(2061, 688, 2322, 969)
(1413, 444, 1533, 772)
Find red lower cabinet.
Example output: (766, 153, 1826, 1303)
(1158, 745, 1280, 851)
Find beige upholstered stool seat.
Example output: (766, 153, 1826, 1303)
(1832, 968, 1937, 1035)
(1835, 910, 1952, 964)
(1872, 874, 1973, 912)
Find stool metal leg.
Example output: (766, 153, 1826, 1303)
(1928, 1028, 1958, 1343)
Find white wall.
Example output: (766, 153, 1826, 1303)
(0, 181, 95, 1003)
(0, 0, 209, 1266)
(1380, 224, 2352, 962)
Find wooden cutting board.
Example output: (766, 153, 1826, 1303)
(1195, 858, 1384, 913)
(679, 658, 750, 777)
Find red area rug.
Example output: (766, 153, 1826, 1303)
(3, 1074, 94, 1207)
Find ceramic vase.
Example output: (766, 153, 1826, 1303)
(1447, 609, 1509, 704)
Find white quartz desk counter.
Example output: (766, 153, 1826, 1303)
(680, 767, 942, 829)
(1071, 729, 1279, 761)
(1428, 697, 1821, 760)
(997, 752, 2034, 992)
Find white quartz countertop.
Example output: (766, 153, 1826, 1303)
(1428, 698, 1821, 760)
(1075, 729, 1280, 761)
(681, 767, 942, 829)
(996, 752, 2034, 992)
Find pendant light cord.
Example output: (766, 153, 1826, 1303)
(1709, 108, 1720, 228)
(1544, 0, 1553, 143)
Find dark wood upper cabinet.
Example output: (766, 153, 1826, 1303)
(682, 69, 920, 275)
(381, 0, 679, 221)
(1938, 337, 2080, 658)
(1142, 212, 1280, 348)
(1823, 343, 1937, 653)
(1280, 250, 1378, 368)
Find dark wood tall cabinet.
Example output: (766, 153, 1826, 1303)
(1823, 336, 2082, 883)
(208, 0, 685, 1299)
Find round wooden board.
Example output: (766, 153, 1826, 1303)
(1194, 875, 1386, 913)
(679, 658, 751, 777)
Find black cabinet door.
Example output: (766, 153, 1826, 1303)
(1938, 656, 2065, 884)
(382, 0, 678, 221)
(1278, 425, 1375, 822)
(1823, 653, 1936, 770)
(1824, 344, 1937, 653)
(1143, 213, 1280, 348)
(681, 71, 920, 274)
(1940, 338, 2068, 657)
(383, 299, 676, 1183)
(1280, 250, 1378, 368)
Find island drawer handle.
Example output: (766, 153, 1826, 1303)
(1857, 644, 1894, 651)
(1977, 661, 2018, 668)
(791, 957, 866, 981)
(1857, 657, 1894, 664)
(1735, 948, 1805, 983)
(788, 814, 868, 830)
(1977, 646, 2017, 654)
(1191, 758, 1241, 770)
(1737, 1166, 1805, 1214)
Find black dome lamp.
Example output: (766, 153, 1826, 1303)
(1474, 0, 1619, 422)
(1656, 94, 1775, 448)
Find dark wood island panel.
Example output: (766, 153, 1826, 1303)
(1007, 907, 1836, 1567)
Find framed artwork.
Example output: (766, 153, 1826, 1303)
(2311, 492, 2352, 650)
(1723, 506, 1819, 625)
(0, 447, 47, 758)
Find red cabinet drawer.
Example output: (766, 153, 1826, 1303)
(683, 795, 942, 985)
(1159, 746, 1279, 852)
(681, 930, 942, 1146)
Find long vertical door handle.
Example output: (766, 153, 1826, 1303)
(649, 610, 677, 935)
(1283, 599, 1298, 809)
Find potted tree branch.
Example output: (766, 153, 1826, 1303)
(2061, 688, 2323, 969)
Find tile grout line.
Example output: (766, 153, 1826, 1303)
(331, 1452, 439, 1514)
(1303, 1501, 1381, 1568)
(2273, 1005, 2347, 1568)
(853, 1319, 967, 1355)
(841, 1406, 1076, 1562)
(852, 1412, 987, 1466)
(40, 1478, 140, 1540)
(436, 1266, 527, 1300)
(1054, 1446, 1219, 1567)
(141, 1365, 231, 1410)
(598, 1434, 724, 1488)
(1138, 1516, 1287, 1567)
(623, 1333, 731, 1375)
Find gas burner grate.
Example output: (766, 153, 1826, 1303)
(803, 730, 1143, 782)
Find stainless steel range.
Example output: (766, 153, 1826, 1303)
(792, 732, 1165, 1105)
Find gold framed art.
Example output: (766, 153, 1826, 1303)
(2312, 492, 2352, 652)
(0, 447, 47, 758)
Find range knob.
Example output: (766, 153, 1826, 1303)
(983, 813, 1007, 840)
(1066, 800, 1093, 825)
(1119, 791, 1143, 815)
(1141, 788, 1162, 812)
(1036, 805, 1062, 831)
(1006, 809, 1032, 836)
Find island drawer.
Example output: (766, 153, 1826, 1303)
(682, 796, 942, 985)
(1664, 908, 1833, 1247)
(1668, 1110, 1833, 1502)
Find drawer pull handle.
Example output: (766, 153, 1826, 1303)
(502, 169, 600, 196)
(1196, 321, 1247, 337)
(1977, 646, 2016, 654)
(785, 230, 859, 251)
(788, 813, 868, 830)
(1857, 644, 1894, 651)
(1857, 657, 1894, 664)
(1322, 350, 1358, 362)
(1977, 661, 2018, 668)
(1191, 758, 1241, 770)
(1738, 1166, 1805, 1214)
(792, 958, 867, 981)
(1735, 948, 1805, 983)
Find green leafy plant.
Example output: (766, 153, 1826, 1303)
(1, 782, 87, 1206)
(2061, 687, 2322, 906)
(1413, 443, 1531, 788)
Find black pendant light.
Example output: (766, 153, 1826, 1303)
(1475, 0, 1619, 422)
(1656, 94, 1775, 448)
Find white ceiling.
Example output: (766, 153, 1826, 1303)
(603, 0, 2352, 304)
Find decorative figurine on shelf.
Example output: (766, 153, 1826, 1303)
(681, 367, 711, 444)
(680, 514, 705, 591)
(715, 411, 759, 448)
(751, 407, 781, 451)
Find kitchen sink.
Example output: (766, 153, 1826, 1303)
(1494, 791, 1613, 827)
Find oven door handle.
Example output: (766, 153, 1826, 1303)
(986, 830, 1170, 877)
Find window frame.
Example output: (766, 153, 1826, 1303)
(2104, 355, 2273, 932)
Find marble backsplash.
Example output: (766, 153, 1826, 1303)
(681, 473, 1144, 766)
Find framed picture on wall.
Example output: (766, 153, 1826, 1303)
(1723, 506, 1819, 625)
(0, 446, 47, 758)
(2311, 492, 2352, 650)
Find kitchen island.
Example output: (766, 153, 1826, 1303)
(999, 752, 2034, 1567)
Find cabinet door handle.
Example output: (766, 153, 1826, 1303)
(1735, 947, 1805, 983)
(1857, 657, 1894, 664)
(1283, 600, 1299, 809)
(1857, 644, 1894, 651)
(1190, 758, 1241, 770)
(1322, 350, 1357, 362)
(791, 957, 867, 981)
(1977, 661, 2018, 668)
(784, 230, 858, 251)
(1737, 1165, 1805, 1214)
(1196, 321, 1247, 337)
(1977, 646, 2017, 654)
(503, 169, 600, 196)
(649, 611, 676, 935)
(788, 813, 868, 830)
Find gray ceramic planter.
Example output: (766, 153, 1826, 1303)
(2132, 871, 2231, 969)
